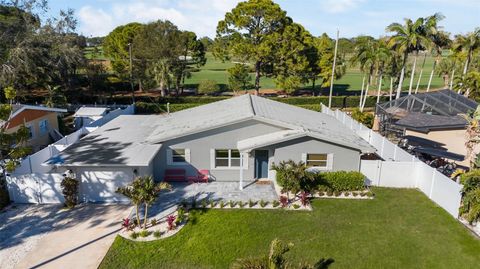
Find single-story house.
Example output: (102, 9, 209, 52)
(73, 106, 108, 129)
(376, 89, 478, 166)
(49, 95, 374, 202)
(1, 104, 67, 152)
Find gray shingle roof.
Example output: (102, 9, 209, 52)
(56, 94, 374, 167)
(395, 112, 467, 132)
(55, 115, 163, 166)
(147, 94, 374, 152)
(73, 107, 108, 117)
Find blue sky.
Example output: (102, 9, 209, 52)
(48, 0, 480, 38)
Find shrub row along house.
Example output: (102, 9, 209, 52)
(47, 95, 374, 202)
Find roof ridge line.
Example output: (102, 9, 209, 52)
(247, 94, 256, 116)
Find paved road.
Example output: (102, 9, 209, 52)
(0, 204, 131, 269)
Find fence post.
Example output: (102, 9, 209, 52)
(380, 137, 385, 157)
(429, 169, 436, 198)
(393, 146, 398, 161)
(376, 160, 382, 186)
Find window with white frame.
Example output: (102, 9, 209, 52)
(167, 148, 190, 165)
(39, 119, 48, 135)
(215, 149, 241, 168)
(304, 153, 332, 170)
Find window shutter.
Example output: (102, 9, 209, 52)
(185, 148, 191, 163)
(327, 153, 334, 170)
(166, 149, 173, 165)
(301, 153, 307, 164)
(210, 149, 215, 169)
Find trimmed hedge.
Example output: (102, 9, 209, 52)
(315, 171, 366, 192)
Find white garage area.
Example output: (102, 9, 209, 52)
(76, 167, 135, 203)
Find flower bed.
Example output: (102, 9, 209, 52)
(313, 189, 374, 199)
(119, 210, 188, 242)
(181, 198, 312, 211)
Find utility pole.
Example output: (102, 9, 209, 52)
(328, 29, 339, 108)
(128, 43, 135, 104)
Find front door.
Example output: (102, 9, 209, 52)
(255, 150, 269, 179)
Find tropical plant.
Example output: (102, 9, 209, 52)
(463, 106, 480, 168)
(453, 28, 480, 75)
(139, 176, 171, 229)
(121, 218, 133, 231)
(386, 16, 432, 97)
(231, 238, 334, 269)
(299, 191, 310, 206)
(459, 170, 480, 224)
(272, 160, 315, 198)
(116, 176, 171, 228)
(167, 215, 176, 230)
(279, 196, 289, 208)
(454, 71, 480, 97)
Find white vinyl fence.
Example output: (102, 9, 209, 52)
(6, 105, 135, 204)
(322, 104, 463, 218)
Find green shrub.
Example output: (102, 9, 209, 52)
(153, 230, 162, 238)
(344, 192, 350, 197)
(60, 176, 79, 209)
(177, 207, 186, 224)
(198, 80, 220, 94)
(248, 199, 255, 208)
(220, 201, 225, 208)
(334, 191, 341, 197)
(150, 218, 158, 226)
(239, 201, 245, 208)
(352, 192, 358, 197)
(351, 108, 374, 128)
(326, 190, 333, 196)
(366, 191, 374, 197)
(201, 199, 208, 208)
(130, 231, 139, 239)
(260, 200, 267, 208)
(209, 200, 216, 208)
(272, 200, 280, 207)
(139, 230, 150, 237)
(292, 204, 300, 209)
(315, 171, 365, 192)
(228, 200, 236, 208)
(360, 192, 366, 197)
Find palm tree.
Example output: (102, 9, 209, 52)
(350, 37, 377, 111)
(454, 71, 480, 98)
(374, 39, 392, 104)
(453, 28, 480, 75)
(117, 178, 144, 226)
(140, 176, 171, 229)
(426, 31, 451, 91)
(387, 17, 429, 97)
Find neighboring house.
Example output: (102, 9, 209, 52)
(50, 95, 374, 202)
(1, 105, 67, 153)
(73, 107, 107, 129)
(376, 90, 478, 166)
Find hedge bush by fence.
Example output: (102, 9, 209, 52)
(315, 171, 366, 192)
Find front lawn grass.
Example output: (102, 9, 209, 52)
(99, 188, 480, 269)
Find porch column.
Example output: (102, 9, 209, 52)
(239, 152, 244, 190)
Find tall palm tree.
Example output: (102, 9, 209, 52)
(374, 39, 392, 103)
(350, 37, 377, 111)
(453, 28, 480, 75)
(387, 17, 429, 97)
(426, 31, 451, 91)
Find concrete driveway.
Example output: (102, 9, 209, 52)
(0, 204, 131, 269)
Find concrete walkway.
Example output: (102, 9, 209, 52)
(138, 181, 278, 221)
(1, 204, 130, 269)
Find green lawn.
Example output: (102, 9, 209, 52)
(99, 188, 480, 269)
(184, 53, 447, 94)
